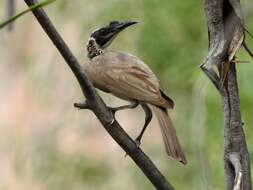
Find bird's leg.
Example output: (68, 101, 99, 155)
(109, 101, 139, 114)
(74, 101, 138, 116)
(124, 103, 152, 157)
(135, 104, 153, 147)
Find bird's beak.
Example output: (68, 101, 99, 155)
(111, 21, 138, 34)
(90, 21, 138, 49)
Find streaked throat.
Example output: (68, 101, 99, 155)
(86, 37, 103, 59)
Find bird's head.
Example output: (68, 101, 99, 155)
(89, 20, 138, 49)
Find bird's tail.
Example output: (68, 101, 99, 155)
(151, 106, 187, 165)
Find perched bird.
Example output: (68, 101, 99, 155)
(77, 21, 187, 164)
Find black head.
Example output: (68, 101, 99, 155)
(90, 20, 138, 49)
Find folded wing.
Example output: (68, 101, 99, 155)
(84, 51, 171, 108)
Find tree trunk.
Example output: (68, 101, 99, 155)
(201, 0, 252, 189)
(222, 63, 251, 190)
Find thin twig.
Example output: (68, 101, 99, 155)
(23, 0, 175, 189)
(244, 27, 253, 39)
(233, 60, 250, 64)
(243, 42, 253, 59)
(0, 0, 55, 29)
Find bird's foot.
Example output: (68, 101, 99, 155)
(134, 138, 141, 148)
(108, 102, 139, 115)
(124, 138, 141, 158)
(108, 107, 118, 115)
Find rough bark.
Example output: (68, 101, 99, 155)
(23, 0, 175, 189)
(201, 0, 252, 189)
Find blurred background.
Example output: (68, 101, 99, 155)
(0, 0, 253, 189)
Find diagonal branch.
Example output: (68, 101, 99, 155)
(23, 0, 175, 189)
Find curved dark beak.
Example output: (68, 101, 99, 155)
(111, 21, 138, 33)
(91, 20, 138, 49)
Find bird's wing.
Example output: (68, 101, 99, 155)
(84, 51, 171, 108)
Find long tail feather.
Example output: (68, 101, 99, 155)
(152, 106, 187, 165)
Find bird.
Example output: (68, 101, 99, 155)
(76, 21, 187, 164)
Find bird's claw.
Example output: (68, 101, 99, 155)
(108, 107, 117, 115)
(134, 139, 141, 148)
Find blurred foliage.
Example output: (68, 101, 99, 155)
(0, 0, 253, 190)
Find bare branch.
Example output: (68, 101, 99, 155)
(244, 28, 253, 39)
(243, 42, 253, 59)
(23, 0, 175, 189)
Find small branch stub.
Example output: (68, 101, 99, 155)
(74, 102, 91, 110)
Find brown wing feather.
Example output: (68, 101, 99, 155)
(83, 51, 172, 108)
(99, 66, 162, 104)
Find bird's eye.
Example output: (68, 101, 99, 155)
(109, 21, 119, 26)
(100, 29, 106, 35)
